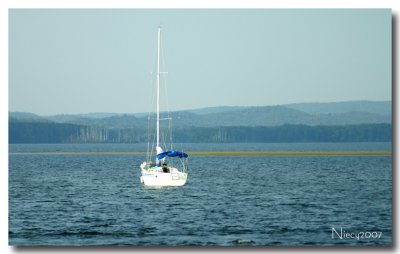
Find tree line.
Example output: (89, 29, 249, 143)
(8, 121, 392, 144)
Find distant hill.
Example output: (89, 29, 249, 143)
(186, 106, 248, 115)
(201, 106, 313, 126)
(9, 112, 43, 120)
(285, 100, 391, 115)
(9, 100, 391, 128)
(174, 100, 392, 116)
(65, 114, 145, 129)
(172, 106, 390, 127)
(9, 100, 392, 144)
(45, 112, 122, 123)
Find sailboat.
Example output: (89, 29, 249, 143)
(140, 27, 189, 187)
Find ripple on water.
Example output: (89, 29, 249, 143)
(9, 143, 392, 246)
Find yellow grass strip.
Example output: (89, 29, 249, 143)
(9, 151, 146, 155)
(188, 151, 392, 156)
(9, 151, 391, 156)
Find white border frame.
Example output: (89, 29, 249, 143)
(2, 1, 398, 253)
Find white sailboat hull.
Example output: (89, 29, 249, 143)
(140, 163, 187, 187)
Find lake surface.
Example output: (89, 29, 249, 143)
(9, 143, 392, 246)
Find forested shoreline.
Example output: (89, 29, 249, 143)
(9, 121, 392, 144)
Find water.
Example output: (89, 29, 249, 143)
(9, 143, 392, 246)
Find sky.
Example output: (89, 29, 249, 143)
(9, 9, 391, 115)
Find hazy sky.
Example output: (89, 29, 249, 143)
(9, 9, 391, 115)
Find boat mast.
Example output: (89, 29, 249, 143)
(156, 26, 161, 148)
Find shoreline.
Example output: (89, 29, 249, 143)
(8, 151, 392, 156)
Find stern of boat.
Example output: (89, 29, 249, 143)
(140, 162, 187, 187)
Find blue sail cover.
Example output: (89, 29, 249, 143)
(157, 151, 189, 160)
